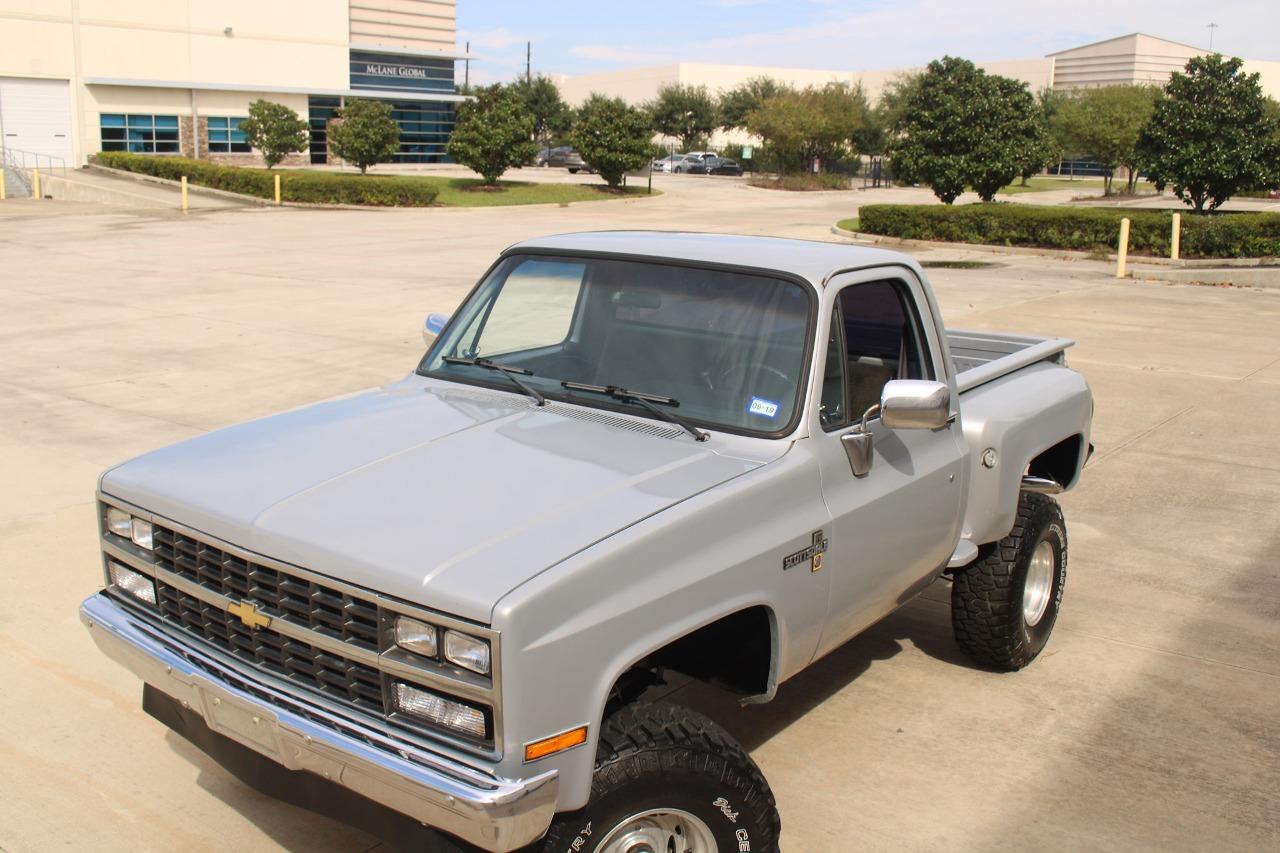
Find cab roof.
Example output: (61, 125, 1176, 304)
(504, 231, 920, 287)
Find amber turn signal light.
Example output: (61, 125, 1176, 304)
(524, 726, 588, 762)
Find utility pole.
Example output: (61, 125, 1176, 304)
(464, 40, 470, 90)
(1207, 22, 1218, 51)
(526, 42, 532, 83)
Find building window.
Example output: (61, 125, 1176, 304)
(308, 96, 341, 164)
(207, 116, 251, 153)
(100, 114, 179, 154)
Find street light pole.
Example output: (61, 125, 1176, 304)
(1207, 22, 1218, 51)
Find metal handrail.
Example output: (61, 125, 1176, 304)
(0, 146, 68, 177)
(1, 146, 33, 196)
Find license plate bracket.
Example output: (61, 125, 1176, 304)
(204, 690, 281, 757)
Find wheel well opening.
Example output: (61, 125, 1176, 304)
(610, 607, 774, 708)
(1028, 434, 1083, 488)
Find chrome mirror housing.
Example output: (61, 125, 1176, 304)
(422, 312, 450, 346)
(880, 380, 951, 430)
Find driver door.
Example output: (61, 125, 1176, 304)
(810, 271, 966, 659)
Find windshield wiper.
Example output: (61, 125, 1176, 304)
(560, 381, 708, 442)
(443, 356, 546, 406)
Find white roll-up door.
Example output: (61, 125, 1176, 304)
(0, 78, 74, 165)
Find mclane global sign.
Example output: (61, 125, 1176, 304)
(364, 61, 429, 81)
(349, 50, 454, 94)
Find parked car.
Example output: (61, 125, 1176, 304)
(651, 154, 685, 173)
(533, 146, 554, 166)
(689, 156, 743, 176)
(83, 233, 1092, 853)
(547, 147, 590, 173)
(673, 151, 717, 173)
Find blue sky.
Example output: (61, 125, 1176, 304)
(456, 0, 1278, 84)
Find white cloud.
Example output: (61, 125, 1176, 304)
(569, 44, 680, 65)
(565, 0, 1278, 74)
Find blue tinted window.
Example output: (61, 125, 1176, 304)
(102, 114, 180, 153)
(207, 116, 250, 153)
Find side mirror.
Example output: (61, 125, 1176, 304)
(880, 380, 952, 430)
(422, 312, 449, 346)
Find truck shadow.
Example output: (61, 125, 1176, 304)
(660, 578, 977, 753)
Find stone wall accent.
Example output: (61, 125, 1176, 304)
(194, 116, 209, 159)
(178, 116, 195, 158)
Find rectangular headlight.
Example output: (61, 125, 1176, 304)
(108, 561, 157, 606)
(443, 630, 490, 676)
(394, 616, 438, 658)
(131, 518, 154, 551)
(106, 507, 132, 538)
(105, 507, 154, 551)
(391, 682, 487, 739)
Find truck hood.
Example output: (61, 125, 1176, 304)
(101, 377, 779, 623)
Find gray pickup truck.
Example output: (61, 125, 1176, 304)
(82, 232, 1093, 853)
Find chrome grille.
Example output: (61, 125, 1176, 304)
(152, 526, 379, 651)
(155, 581, 385, 712)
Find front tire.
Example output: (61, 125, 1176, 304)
(951, 491, 1068, 671)
(537, 701, 780, 853)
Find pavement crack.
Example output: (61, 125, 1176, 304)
(1239, 353, 1280, 381)
(1062, 628, 1280, 680)
(1087, 404, 1195, 466)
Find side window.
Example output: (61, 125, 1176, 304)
(820, 279, 933, 430)
(471, 260, 585, 356)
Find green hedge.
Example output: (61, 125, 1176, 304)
(856, 203, 1280, 259)
(92, 153, 439, 206)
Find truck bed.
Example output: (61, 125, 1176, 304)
(948, 330, 1075, 394)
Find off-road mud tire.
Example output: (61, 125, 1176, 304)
(536, 701, 780, 852)
(951, 491, 1068, 671)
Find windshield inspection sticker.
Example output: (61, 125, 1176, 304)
(747, 397, 780, 419)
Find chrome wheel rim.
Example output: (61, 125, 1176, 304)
(597, 808, 718, 853)
(1023, 540, 1055, 627)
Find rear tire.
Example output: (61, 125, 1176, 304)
(536, 701, 780, 853)
(951, 491, 1067, 671)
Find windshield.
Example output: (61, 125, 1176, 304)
(419, 254, 812, 435)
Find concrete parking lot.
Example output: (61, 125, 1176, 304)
(1, 174, 1277, 852)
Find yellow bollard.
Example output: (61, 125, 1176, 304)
(33, 167, 41, 199)
(1170, 213, 1181, 260)
(274, 173, 281, 206)
(1116, 217, 1130, 278)
(181, 175, 188, 212)
(1, 170, 6, 200)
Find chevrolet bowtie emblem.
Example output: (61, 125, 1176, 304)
(228, 600, 271, 630)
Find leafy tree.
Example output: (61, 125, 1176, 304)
(238, 99, 309, 169)
(889, 57, 1042, 203)
(876, 72, 923, 135)
(509, 74, 572, 145)
(1137, 54, 1280, 212)
(1054, 85, 1159, 194)
(745, 83, 865, 174)
(718, 77, 790, 131)
(446, 84, 538, 184)
(1015, 88, 1063, 186)
(646, 84, 719, 150)
(571, 94, 654, 188)
(328, 98, 400, 174)
(968, 75, 1044, 200)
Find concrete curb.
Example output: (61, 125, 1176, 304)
(828, 224, 1280, 269)
(85, 164, 272, 206)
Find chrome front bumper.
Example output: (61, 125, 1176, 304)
(80, 594, 558, 852)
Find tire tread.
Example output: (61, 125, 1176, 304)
(951, 491, 1065, 670)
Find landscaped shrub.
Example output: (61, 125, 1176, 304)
(92, 153, 439, 206)
(749, 173, 851, 191)
(855, 203, 1280, 258)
